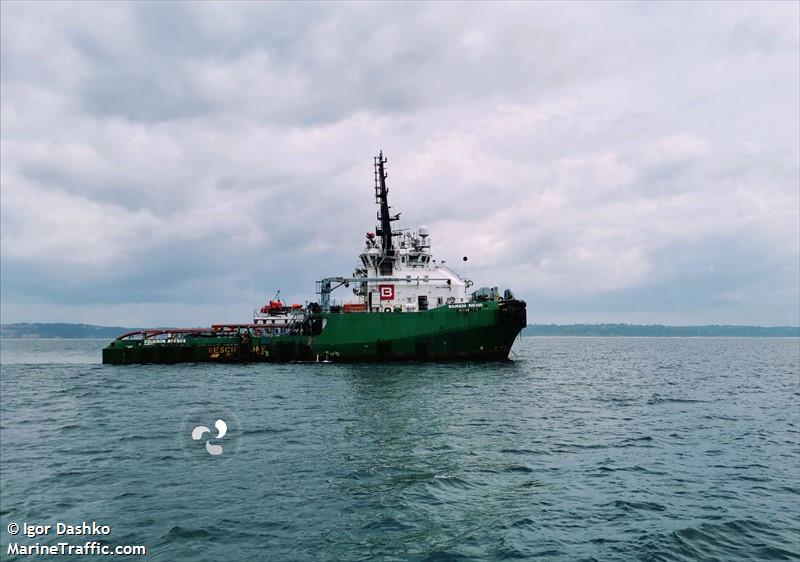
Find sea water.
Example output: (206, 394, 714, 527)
(1, 337, 798, 561)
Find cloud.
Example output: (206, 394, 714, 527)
(1, 1, 798, 326)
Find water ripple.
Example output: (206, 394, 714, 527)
(1, 337, 798, 561)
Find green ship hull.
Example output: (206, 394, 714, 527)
(102, 300, 526, 364)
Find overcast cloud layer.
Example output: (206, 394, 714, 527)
(1, 1, 798, 326)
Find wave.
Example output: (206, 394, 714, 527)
(161, 526, 215, 542)
(593, 465, 667, 476)
(498, 448, 544, 455)
(606, 499, 667, 512)
(502, 465, 534, 474)
(639, 519, 799, 561)
(648, 395, 712, 405)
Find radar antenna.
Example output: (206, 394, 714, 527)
(373, 151, 400, 253)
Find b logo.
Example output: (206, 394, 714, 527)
(379, 285, 394, 300)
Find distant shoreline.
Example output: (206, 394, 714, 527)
(0, 323, 143, 339)
(523, 324, 799, 337)
(1, 322, 798, 339)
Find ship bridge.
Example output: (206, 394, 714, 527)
(319, 152, 473, 313)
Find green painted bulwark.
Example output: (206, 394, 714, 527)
(102, 300, 526, 364)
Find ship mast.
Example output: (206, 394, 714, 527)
(374, 151, 399, 255)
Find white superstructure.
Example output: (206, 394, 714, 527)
(317, 152, 473, 313)
(352, 226, 472, 312)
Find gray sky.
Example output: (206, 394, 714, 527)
(1, 1, 798, 326)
